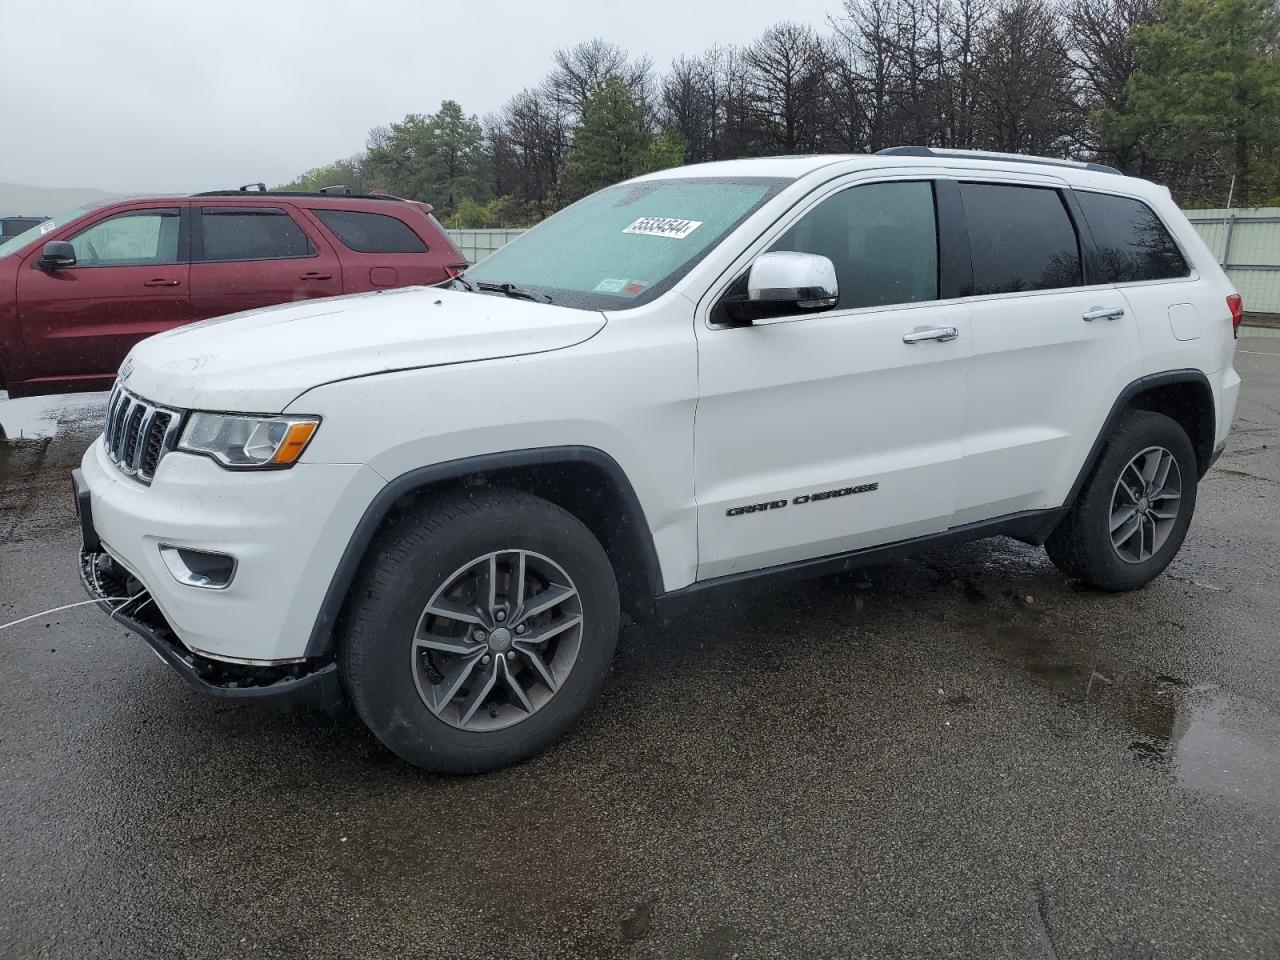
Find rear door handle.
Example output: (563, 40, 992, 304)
(300, 272, 333, 281)
(902, 326, 959, 344)
(1082, 306, 1125, 322)
(143, 278, 181, 287)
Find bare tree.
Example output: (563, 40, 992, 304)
(834, 0, 898, 151)
(823, 31, 871, 151)
(1065, 0, 1159, 169)
(974, 0, 1079, 154)
(934, 0, 989, 147)
(545, 39, 653, 120)
(661, 53, 718, 162)
(491, 88, 569, 217)
(742, 23, 831, 153)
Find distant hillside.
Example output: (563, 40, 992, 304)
(0, 183, 118, 218)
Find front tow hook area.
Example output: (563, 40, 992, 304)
(72, 471, 340, 707)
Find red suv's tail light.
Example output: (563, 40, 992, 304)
(444, 264, 466, 280)
(1227, 294, 1243, 338)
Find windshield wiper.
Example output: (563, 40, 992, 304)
(474, 281, 553, 303)
(448, 275, 476, 292)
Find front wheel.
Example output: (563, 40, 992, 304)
(340, 488, 620, 773)
(1046, 410, 1199, 592)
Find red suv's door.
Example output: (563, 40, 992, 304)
(13, 202, 192, 390)
(189, 204, 342, 318)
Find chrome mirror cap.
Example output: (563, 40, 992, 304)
(747, 251, 839, 309)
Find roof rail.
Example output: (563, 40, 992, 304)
(875, 146, 1122, 176)
(191, 189, 405, 201)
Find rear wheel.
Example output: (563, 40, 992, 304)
(340, 488, 619, 772)
(1046, 410, 1198, 591)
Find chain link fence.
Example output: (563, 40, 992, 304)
(445, 229, 528, 266)
(1184, 208, 1280, 318)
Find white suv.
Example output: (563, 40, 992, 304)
(74, 148, 1243, 772)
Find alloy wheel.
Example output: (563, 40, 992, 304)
(411, 550, 584, 731)
(1109, 445, 1182, 564)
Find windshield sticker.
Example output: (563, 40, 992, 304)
(594, 277, 630, 293)
(622, 281, 647, 296)
(39, 221, 56, 235)
(623, 217, 703, 239)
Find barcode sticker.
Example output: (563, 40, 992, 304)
(623, 217, 703, 239)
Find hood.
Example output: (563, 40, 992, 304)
(121, 286, 606, 412)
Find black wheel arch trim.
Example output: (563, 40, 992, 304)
(303, 445, 665, 659)
(1064, 368, 1216, 511)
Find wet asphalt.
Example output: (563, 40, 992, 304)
(1, 339, 1279, 960)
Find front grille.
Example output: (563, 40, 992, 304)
(103, 381, 184, 484)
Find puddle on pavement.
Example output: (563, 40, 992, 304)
(1149, 684, 1280, 809)
(987, 620, 1280, 810)
(0, 392, 107, 442)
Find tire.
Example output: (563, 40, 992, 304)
(340, 488, 620, 773)
(1046, 410, 1198, 591)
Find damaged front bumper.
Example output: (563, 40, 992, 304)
(73, 469, 340, 707)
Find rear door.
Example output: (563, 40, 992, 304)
(302, 206, 450, 290)
(14, 202, 191, 386)
(954, 178, 1142, 524)
(189, 204, 342, 319)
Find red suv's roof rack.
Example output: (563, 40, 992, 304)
(191, 189, 407, 201)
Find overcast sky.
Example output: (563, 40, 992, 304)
(8, 0, 838, 194)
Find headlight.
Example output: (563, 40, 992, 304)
(179, 413, 320, 468)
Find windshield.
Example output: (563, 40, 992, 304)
(463, 177, 787, 310)
(0, 205, 93, 258)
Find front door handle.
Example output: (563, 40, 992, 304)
(143, 278, 181, 287)
(1082, 306, 1125, 322)
(902, 326, 959, 344)
(300, 272, 333, 281)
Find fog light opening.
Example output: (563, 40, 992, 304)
(159, 545, 237, 590)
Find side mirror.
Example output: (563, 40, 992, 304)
(724, 251, 839, 323)
(37, 240, 77, 272)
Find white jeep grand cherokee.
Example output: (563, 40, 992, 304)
(74, 148, 1243, 772)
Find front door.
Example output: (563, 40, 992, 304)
(15, 203, 191, 388)
(694, 178, 971, 580)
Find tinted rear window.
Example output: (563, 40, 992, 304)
(959, 183, 1082, 295)
(311, 209, 427, 253)
(1076, 191, 1189, 283)
(199, 207, 314, 261)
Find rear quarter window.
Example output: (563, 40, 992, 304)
(311, 209, 428, 254)
(1075, 191, 1189, 283)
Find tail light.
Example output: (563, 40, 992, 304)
(1227, 294, 1243, 338)
(444, 264, 466, 280)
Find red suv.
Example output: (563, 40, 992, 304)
(0, 190, 467, 397)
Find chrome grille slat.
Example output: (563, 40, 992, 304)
(101, 380, 185, 485)
(132, 408, 157, 473)
(121, 404, 145, 470)
(104, 383, 122, 449)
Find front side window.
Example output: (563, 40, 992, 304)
(1076, 191, 1189, 283)
(312, 209, 427, 253)
(199, 207, 314, 262)
(68, 208, 181, 266)
(959, 183, 1082, 295)
(463, 177, 787, 310)
(768, 180, 939, 310)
